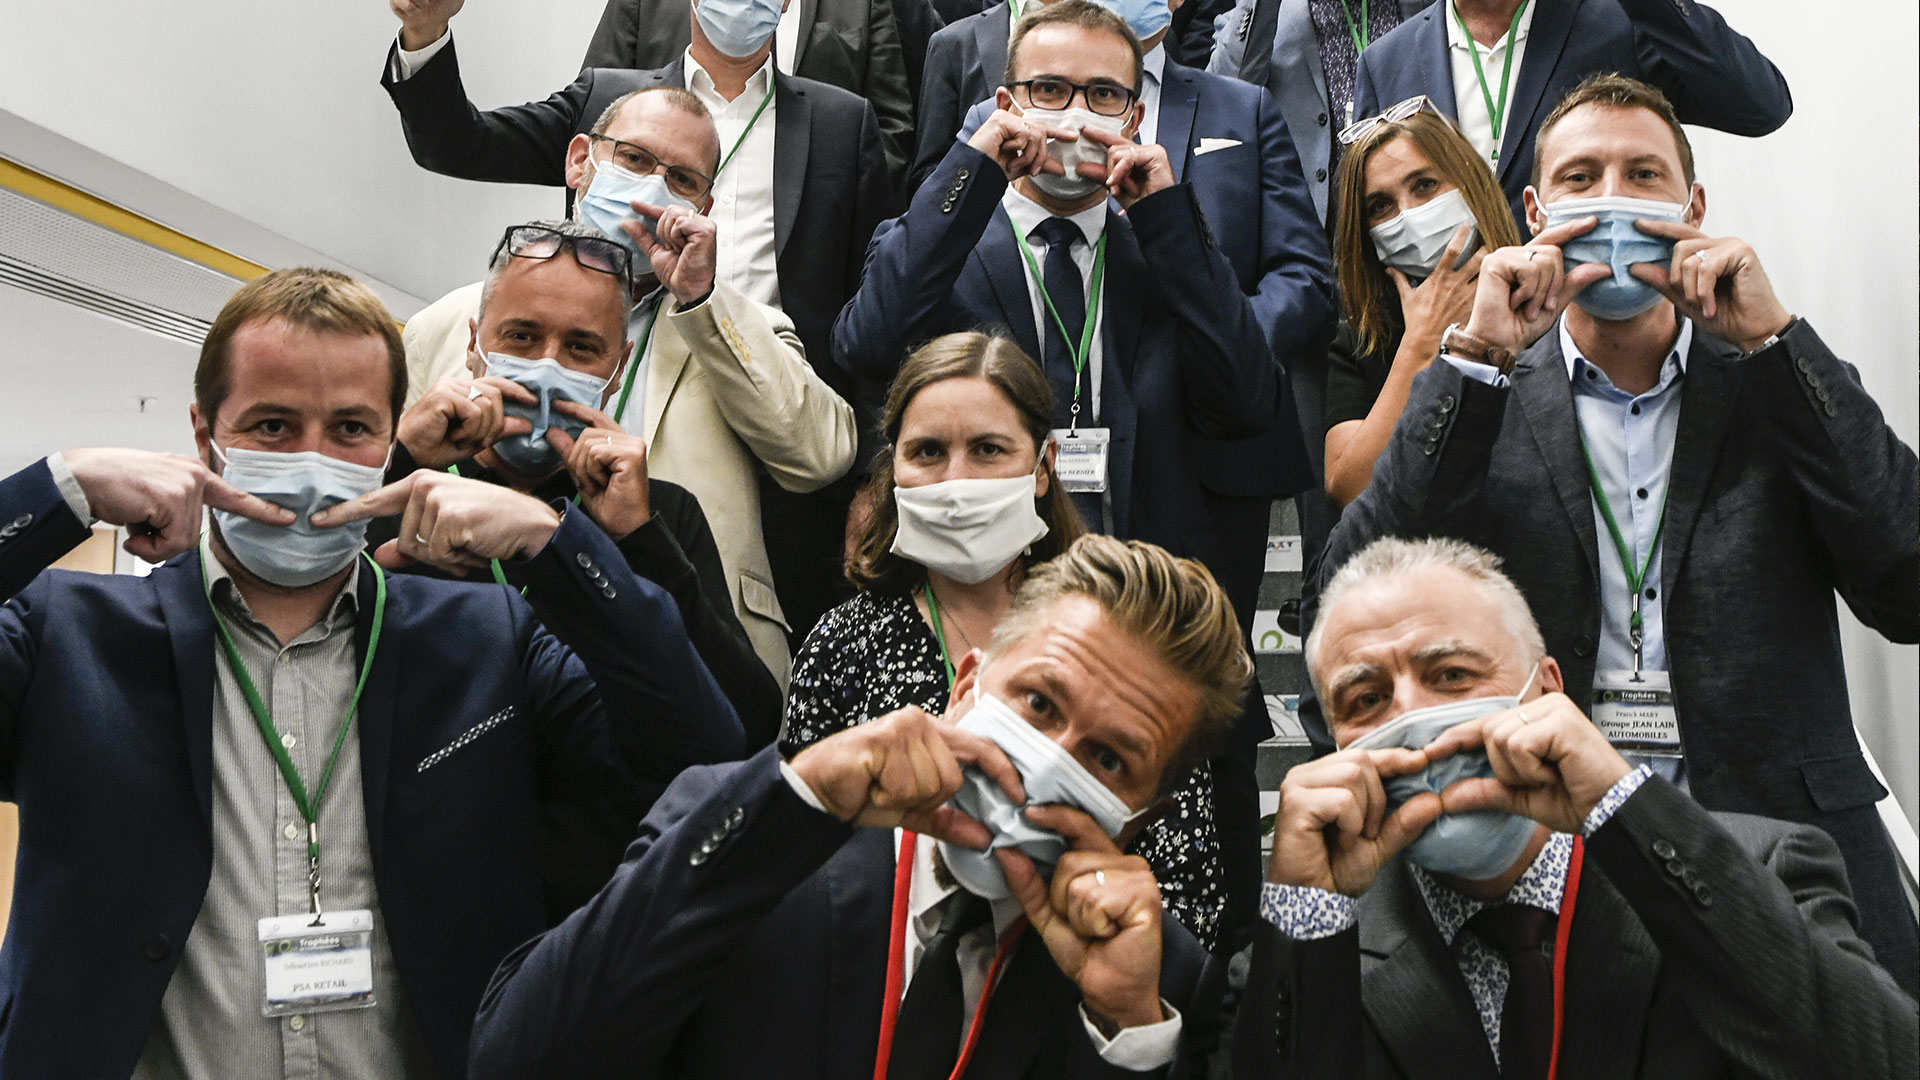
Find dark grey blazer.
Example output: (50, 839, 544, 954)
(1234, 777, 1920, 1078)
(581, 0, 916, 183)
(1313, 318, 1920, 993)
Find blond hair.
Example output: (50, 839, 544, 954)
(989, 534, 1252, 793)
(195, 268, 406, 425)
(1534, 72, 1696, 187)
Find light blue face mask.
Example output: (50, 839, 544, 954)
(483, 354, 609, 476)
(1095, 0, 1171, 40)
(1347, 665, 1541, 881)
(211, 445, 387, 587)
(578, 161, 699, 267)
(1544, 195, 1687, 321)
(695, 0, 782, 58)
(937, 691, 1151, 900)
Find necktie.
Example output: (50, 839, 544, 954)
(888, 891, 993, 1080)
(1466, 903, 1558, 1080)
(1030, 216, 1103, 529)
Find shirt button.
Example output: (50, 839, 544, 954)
(289, 1015, 307, 1032)
(1636, 488, 1648, 499)
(1586, 369, 1599, 380)
(281, 732, 297, 750)
(1316, 112, 1328, 126)
(1630, 404, 1641, 415)
(1645, 587, 1657, 600)
(1314, 168, 1327, 181)
(284, 822, 300, 840)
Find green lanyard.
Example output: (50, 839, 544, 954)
(200, 544, 387, 917)
(1012, 229, 1108, 431)
(1006, 0, 1022, 26)
(609, 296, 665, 429)
(1451, 0, 1529, 163)
(1335, 0, 1372, 55)
(923, 581, 959, 688)
(714, 76, 777, 181)
(1577, 438, 1668, 673)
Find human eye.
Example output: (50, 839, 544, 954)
(615, 146, 649, 171)
(1091, 744, 1126, 776)
(337, 420, 373, 438)
(255, 418, 290, 437)
(1412, 177, 1438, 196)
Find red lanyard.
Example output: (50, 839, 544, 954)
(870, 831, 1028, 1080)
(1546, 837, 1585, 1080)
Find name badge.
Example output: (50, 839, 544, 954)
(259, 909, 377, 1017)
(1591, 669, 1681, 755)
(1049, 428, 1110, 493)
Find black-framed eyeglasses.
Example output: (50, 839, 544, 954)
(491, 224, 633, 284)
(1006, 77, 1139, 117)
(589, 134, 715, 201)
(1337, 95, 1445, 146)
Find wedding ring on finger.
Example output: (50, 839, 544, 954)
(467, 384, 484, 401)
(414, 533, 430, 545)
(1094, 870, 1107, 887)
(1693, 249, 1710, 264)
(1525, 249, 1539, 262)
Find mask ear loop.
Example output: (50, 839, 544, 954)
(1515, 658, 1541, 702)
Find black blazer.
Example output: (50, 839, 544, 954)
(581, 0, 916, 184)
(1353, 0, 1792, 225)
(1315, 319, 1920, 993)
(1234, 778, 1919, 1078)
(833, 143, 1286, 576)
(470, 746, 1222, 1078)
(911, 4, 1007, 192)
(0, 459, 745, 1079)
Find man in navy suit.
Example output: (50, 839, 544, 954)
(0, 269, 744, 1079)
(1351, 0, 1791, 225)
(469, 535, 1243, 1078)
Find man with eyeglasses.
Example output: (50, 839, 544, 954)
(382, 0, 891, 651)
(837, 0, 1285, 953)
(369, 219, 782, 784)
(398, 88, 857, 690)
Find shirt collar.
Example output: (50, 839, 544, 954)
(1141, 44, 1166, 90)
(1001, 184, 1110, 248)
(1559, 314, 1693, 391)
(1411, 831, 1572, 948)
(1444, 0, 1535, 54)
(682, 48, 776, 102)
(201, 529, 361, 631)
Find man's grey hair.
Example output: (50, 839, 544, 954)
(478, 219, 634, 325)
(1305, 537, 1548, 697)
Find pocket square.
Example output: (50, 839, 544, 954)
(418, 706, 516, 772)
(1195, 137, 1243, 156)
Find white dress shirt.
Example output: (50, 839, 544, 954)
(999, 186, 1110, 421)
(1443, 0, 1537, 166)
(1138, 44, 1166, 148)
(775, 1, 804, 75)
(685, 50, 783, 309)
(609, 290, 670, 431)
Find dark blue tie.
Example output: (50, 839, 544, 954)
(1032, 216, 1087, 431)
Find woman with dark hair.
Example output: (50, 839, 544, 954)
(1322, 97, 1523, 506)
(781, 330, 1227, 948)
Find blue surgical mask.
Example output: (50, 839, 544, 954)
(1095, 0, 1170, 40)
(483, 354, 609, 475)
(578, 160, 699, 266)
(937, 691, 1151, 900)
(1347, 665, 1541, 881)
(210, 445, 387, 587)
(1544, 195, 1687, 321)
(695, 0, 782, 59)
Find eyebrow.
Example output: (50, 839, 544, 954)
(1325, 660, 1384, 702)
(1408, 640, 1497, 666)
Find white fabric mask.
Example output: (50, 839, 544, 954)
(890, 471, 1049, 584)
(1015, 104, 1128, 201)
(1369, 188, 1475, 280)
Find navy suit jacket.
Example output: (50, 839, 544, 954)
(1353, 0, 1792, 224)
(832, 143, 1285, 574)
(0, 459, 744, 1079)
(470, 746, 1223, 1078)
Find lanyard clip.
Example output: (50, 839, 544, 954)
(306, 823, 325, 924)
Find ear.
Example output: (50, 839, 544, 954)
(190, 402, 214, 469)
(465, 319, 486, 378)
(947, 648, 987, 717)
(565, 134, 595, 191)
(1035, 438, 1056, 499)
(1123, 100, 1145, 141)
(1522, 186, 1546, 237)
(602, 340, 635, 411)
(1536, 656, 1565, 697)
(995, 85, 1016, 113)
(1683, 182, 1706, 228)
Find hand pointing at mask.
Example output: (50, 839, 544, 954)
(62, 448, 295, 563)
(967, 109, 1077, 182)
(397, 375, 536, 469)
(1079, 128, 1172, 209)
(626, 203, 716, 307)
(311, 470, 560, 574)
(1627, 222, 1792, 353)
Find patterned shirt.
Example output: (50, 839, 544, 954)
(781, 589, 1226, 949)
(1311, 0, 1408, 145)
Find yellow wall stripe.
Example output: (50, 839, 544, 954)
(0, 156, 268, 282)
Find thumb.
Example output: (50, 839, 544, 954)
(371, 539, 412, 571)
(1386, 266, 1416, 302)
(1375, 792, 1442, 860)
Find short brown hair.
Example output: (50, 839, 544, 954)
(1005, 0, 1143, 92)
(591, 87, 721, 174)
(195, 268, 406, 427)
(1533, 73, 1695, 188)
(1331, 107, 1523, 358)
(988, 534, 1252, 795)
(849, 332, 1086, 595)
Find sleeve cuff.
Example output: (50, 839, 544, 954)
(389, 28, 451, 81)
(1258, 881, 1358, 940)
(778, 759, 832, 815)
(1582, 764, 1653, 837)
(45, 453, 93, 526)
(1442, 354, 1509, 388)
(1079, 1001, 1182, 1070)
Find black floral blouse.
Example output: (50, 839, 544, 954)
(780, 590, 1224, 950)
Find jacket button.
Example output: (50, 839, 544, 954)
(1795, 356, 1812, 373)
(726, 807, 746, 831)
(144, 933, 172, 961)
(1315, 168, 1327, 182)
(956, 167, 971, 180)
(1438, 395, 1456, 412)
(600, 584, 618, 599)
(1692, 883, 1715, 907)
(1823, 402, 1837, 417)
(9, 513, 29, 529)
(1652, 839, 1676, 859)
(575, 553, 594, 569)
(940, 199, 954, 212)
(689, 848, 709, 866)
(1665, 859, 1686, 877)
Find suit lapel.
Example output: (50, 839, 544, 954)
(984, 5, 1011, 61)
(1497, 0, 1579, 184)
(790, 0, 822, 69)
(663, 55, 687, 89)
(1656, 333, 1741, 601)
(353, 562, 399, 865)
(1511, 345, 1601, 587)
(1359, 864, 1500, 1080)
(1156, 63, 1200, 184)
(1279, 0, 1329, 110)
(979, 208, 1043, 360)
(1556, 858, 1660, 1080)
(156, 556, 217, 827)
(1420, 7, 1459, 124)
(1098, 211, 1145, 537)
(772, 75, 810, 260)
(643, 299, 693, 444)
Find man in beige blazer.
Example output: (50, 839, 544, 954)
(403, 87, 857, 687)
